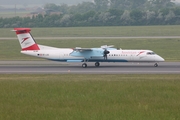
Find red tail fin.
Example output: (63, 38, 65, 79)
(13, 28, 40, 51)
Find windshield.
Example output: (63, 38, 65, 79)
(147, 52, 156, 55)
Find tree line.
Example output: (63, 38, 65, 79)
(1, 0, 180, 28)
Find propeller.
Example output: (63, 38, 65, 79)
(101, 45, 114, 60)
(103, 49, 110, 60)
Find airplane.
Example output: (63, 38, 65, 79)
(13, 28, 164, 68)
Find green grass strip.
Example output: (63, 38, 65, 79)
(0, 74, 180, 120)
(1, 25, 180, 37)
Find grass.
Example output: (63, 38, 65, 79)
(1, 25, 180, 37)
(0, 74, 180, 120)
(0, 38, 180, 61)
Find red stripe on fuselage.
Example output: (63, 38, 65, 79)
(137, 51, 145, 56)
(22, 44, 40, 51)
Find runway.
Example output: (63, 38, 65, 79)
(1, 36, 180, 40)
(0, 61, 179, 74)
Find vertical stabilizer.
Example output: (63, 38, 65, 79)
(13, 28, 40, 50)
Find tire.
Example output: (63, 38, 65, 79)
(95, 62, 100, 67)
(154, 63, 158, 67)
(82, 63, 87, 68)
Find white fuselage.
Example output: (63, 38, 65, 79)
(21, 48, 164, 63)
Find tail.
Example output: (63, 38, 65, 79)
(13, 28, 40, 51)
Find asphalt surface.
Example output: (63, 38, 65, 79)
(0, 61, 179, 74)
(1, 36, 180, 40)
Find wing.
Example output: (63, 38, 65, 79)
(73, 47, 92, 51)
(70, 45, 116, 59)
(70, 48, 104, 59)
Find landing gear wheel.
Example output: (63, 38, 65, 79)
(82, 63, 87, 68)
(95, 62, 100, 67)
(154, 63, 158, 67)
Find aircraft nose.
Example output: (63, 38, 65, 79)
(156, 55, 165, 62)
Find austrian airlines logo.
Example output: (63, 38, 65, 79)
(21, 37, 30, 44)
(137, 51, 145, 56)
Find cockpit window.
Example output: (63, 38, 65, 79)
(147, 52, 156, 55)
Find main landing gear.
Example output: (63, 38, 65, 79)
(154, 63, 158, 67)
(82, 62, 100, 68)
(95, 62, 100, 67)
(82, 63, 87, 68)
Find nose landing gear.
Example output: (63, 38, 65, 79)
(154, 63, 158, 67)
